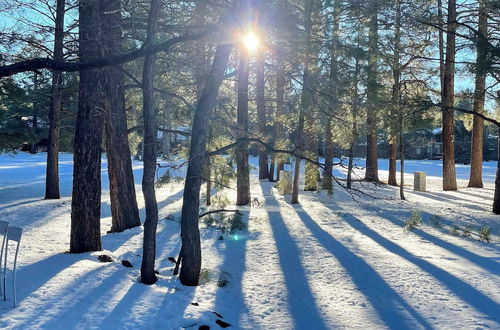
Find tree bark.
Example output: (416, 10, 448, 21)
(438, 0, 445, 91)
(274, 53, 286, 182)
(388, 143, 398, 185)
(236, 50, 250, 205)
(365, 0, 379, 182)
(442, 0, 457, 191)
(292, 0, 314, 203)
(389, 0, 402, 188)
(204, 161, 212, 206)
(347, 55, 360, 189)
(45, 0, 65, 200)
(140, 0, 161, 285)
(257, 51, 269, 180)
(468, 0, 487, 188)
(179, 41, 233, 286)
(323, 121, 334, 194)
(70, 0, 103, 253)
(493, 130, 500, 213)
(103, 0, 141, 233)
(322, 0, 340, 194)
(30, 73, 39, 154)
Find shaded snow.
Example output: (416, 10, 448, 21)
(0, 153, 498, 329)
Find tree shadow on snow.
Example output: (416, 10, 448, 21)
(292, 206, 433, 330)
(339, 211, 500, 324)
(369, 207, 500, 276)
(261, 183, 330, 329)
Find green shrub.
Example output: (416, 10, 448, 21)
(202, 212, 246, 234)
(404, 211, 422, 231)
(479, 226, 491, 243)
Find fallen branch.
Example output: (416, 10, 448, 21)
(199, 209, 242, 218)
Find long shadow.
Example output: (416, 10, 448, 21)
(10, 263, 110, 328)
(293, 207, 433, 329)
(211, 200, 255, 327)
(11, 189, 183, 309)
(23, 220, 181, 328)
(370, 207, 500, 275)
(262, 184, 329, 329)
(0, 198, 42, 212)
(340, 212, 500, 324)
(13, 253, 82, 303)
(102, 189, 184, 252)
(458, 190, 493, 200)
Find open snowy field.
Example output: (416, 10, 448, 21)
(0, 152, 499, 329)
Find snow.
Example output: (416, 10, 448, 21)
(0, 152, 499, 329)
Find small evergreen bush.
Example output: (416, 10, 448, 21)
(479, 226, 491, 243)
(404, 211, 422, 231)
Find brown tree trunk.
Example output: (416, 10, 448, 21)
(365, 0, 379, 182)
(140, 0, 161, 285)
(45, 0, 65, 200)
(442, 0, 457, 191)
(322, 121, 334, 194)
(322, 0, 340, 194)
(205, 161, 212, 206)
(388, 143, 398, 185)
(257, 51, 269, 180)
(347, 55, 360, 189)
(468, 0, 487, 188)
(103, 0, 141, 233)
(236, 50, 250, 205)
(274, 53, 286, 182)
(493, 131, 500, 214)
(389, 0, 401, 188)
(292, 0, 314, 204)
(70, 0, 103, 253)
(30, 72, 38, 154)
(179, 41, 233, 286)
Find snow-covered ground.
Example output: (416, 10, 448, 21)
(0, 153, 498, 329)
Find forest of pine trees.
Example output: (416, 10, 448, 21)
(0, 0, 498, 288)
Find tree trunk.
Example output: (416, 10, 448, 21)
(30, 72, 38, 154)
(493, 130, 500, 214)
(292, 0, 314, 204)
(322, 121, 334, 194)
(399, 114, 405, 200)
(257, 51, 269, 180)
(205, 161, 212, 206)
(468, 0, 487, 188)
(322, 0, 340, 194)
(140, 0, 161, 285)
(236, 50, 250, 205)
(388, 143, 398, 185)
(70, 0, 103, 253)
(365, 0, 379, 182)
(389, 0, 402, 188)
(442, 0, 457, 191)
(103, 0, 141, 233)
(179, 41, 233, 286)
(45, 0, 65, 200)
(438, 0, 445, 91)
(274, 53, 286, 182)
(347, 55, 360, 190)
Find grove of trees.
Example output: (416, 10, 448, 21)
(0, 0, 498, 285)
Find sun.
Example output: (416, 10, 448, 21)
(242, 32, 259, 52)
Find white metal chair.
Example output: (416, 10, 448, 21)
(0, 221, 8, 300)
(2, 226, 22, 307)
